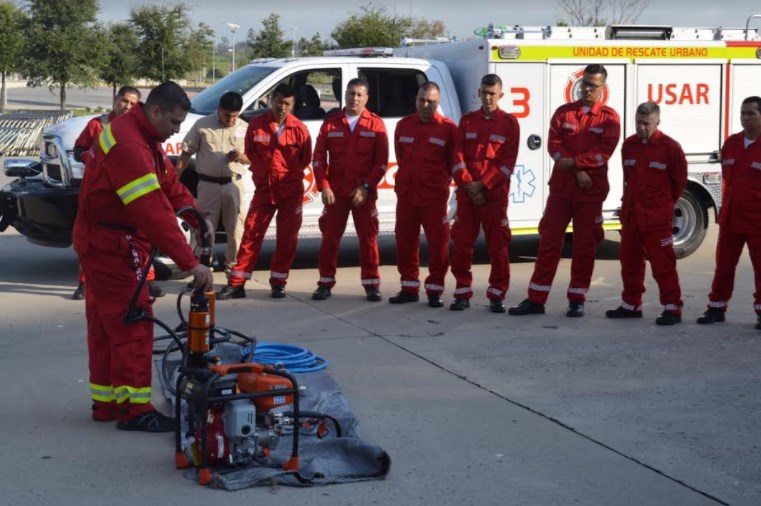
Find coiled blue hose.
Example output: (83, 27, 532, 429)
(242, 342, 328, 373)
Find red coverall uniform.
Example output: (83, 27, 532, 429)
(313, 109, 389, 289)
(451, 108, 520, 301)
(73, 112, 155, 285)
(394, 112, 462, 296)
(527, 100, 620, 304)
(619, 130, 687, 312)
(228, 111, 311, 288)
(704, 132, 761, 313)
(73, 105, 200, 421)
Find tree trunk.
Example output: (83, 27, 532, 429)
(112, 82, 117, 97)
(0, 70, 6, 114)
(59, 83, 66, 111)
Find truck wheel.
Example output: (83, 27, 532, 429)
(673, 189, 707, 259)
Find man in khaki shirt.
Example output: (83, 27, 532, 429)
(176, 92, 250, 271)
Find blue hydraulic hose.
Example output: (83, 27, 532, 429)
(243, 342, 328, 373)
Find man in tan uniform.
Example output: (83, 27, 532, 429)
(176, 92, 249, 271)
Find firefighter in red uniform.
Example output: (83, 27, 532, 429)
(311, 78, 389, 302)
(697, 96, 761, 329)
(216, 84, 312, 300)
(606, 101, 686, 325)
(71, 86, 164, 300)
(450, 74, 520, 313)
(73, 81, 213, 431)
(391, 81, 463, 308)
(509, 64, 620, 318)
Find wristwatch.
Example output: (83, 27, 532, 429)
(361, 183, 371, 192)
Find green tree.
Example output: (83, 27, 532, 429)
(184, 22, 214, 83)
(130, 4, 191, 82)
(332, 3, 448, 48)
(98, 22, 140, 97)
(247, 13, 292, 59)
(0, 1, 25, 113)
(297, 33, 327, 57)
(20, 0, 104, 111)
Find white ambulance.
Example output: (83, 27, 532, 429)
(398, 19, 761, 257)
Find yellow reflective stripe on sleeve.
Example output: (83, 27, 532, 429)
(116, 173, 160, 205)
(114, 385, 152, 404)
(89, 383, 115, 403)
(98, 123, 117, 154)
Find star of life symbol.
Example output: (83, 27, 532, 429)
(509, 165, 536, 204)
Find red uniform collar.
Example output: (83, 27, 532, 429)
(642, 129, 663, 146)
(130, 103, 166, 143)
(265, 110, 298, 129)
(414, 111, 445, 125)
(574, 99, 604, 116)
(478, 107, 505, 120)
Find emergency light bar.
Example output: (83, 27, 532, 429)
(608, 25, 673, 40)
(322, 47, 393, 57)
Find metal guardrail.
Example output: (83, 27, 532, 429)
(0, 111, 73, 156)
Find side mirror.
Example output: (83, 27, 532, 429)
(4, 158, 43, 178)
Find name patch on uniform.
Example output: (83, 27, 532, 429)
(723, 159, 735, 166)
(328, 131, 344, 138)
(429, 137, 446, 147)
(589, 127, 604, 135)
(649, 161, 667, 170)
(661, 237, 674, 247)
(359, 131, 376, 138)
(465, 132, 477, 140)
(623, 159, 636, 166)
(562, 122, 577, 130)
(489, 134, 506, 143)
(752, 161, 761, 171)
(399, 136, 414, 143)
(253, 134, 271, 143)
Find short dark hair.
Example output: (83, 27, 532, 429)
(636, 101, 660, 117)
(418, 81, 440, 94)
(742, 96, 761, 111)
(117, 85, 141, 99)
(346, 78, 369, 94)
(145, 81, 190, 112)
(219, 91, 243, 112)
(272, 83, 296, 100)
(584, 64, 608, 80)
(480, 74, 502, 88)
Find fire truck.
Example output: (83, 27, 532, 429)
(2, 16, 759, 272)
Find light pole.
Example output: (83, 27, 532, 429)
(226, 23, 240, 72)
(212, 36, 216, 83)
(291, 27, 297, 57)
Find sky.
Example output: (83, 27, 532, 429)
(93, 0, 760, 42)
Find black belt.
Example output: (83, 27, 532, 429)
(198, 173, 242, 185)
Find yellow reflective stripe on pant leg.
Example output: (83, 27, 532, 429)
(116, 173, 160, 205)
(89, 383, 115, 403)
(114, 385, 151, 404)
(130, 387, 152, 404)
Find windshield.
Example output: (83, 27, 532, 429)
(190, 65, 278, 115)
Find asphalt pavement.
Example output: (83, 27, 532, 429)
(1, 159, 760, 505)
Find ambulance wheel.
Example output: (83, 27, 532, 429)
(673, 189, 707, 259)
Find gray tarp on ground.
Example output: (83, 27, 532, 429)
(155, 345, 391, 490)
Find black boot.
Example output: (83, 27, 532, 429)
(312, 286, 332, 300)
(696, 308, 725, 324)
(389, 291, 419, 304)
(72, 282, 85, 300)
(566, 300, 584, 317)
(217, 285, 246, 300)
(148, 281, 165, 298)
(427, 293, 444, 308)
(489, 299, 506, 313)
(449, 297, 470, 311)
(271, 284, 286, 298)
(365, 287, 382, 302)
(655, 311, 681, 326)
(508, 298, 545, 316)
(116, 409, 175, 433)
(605, 306, 643, 318)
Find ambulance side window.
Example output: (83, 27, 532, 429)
(357, 68, 428, 118)
(243, 68, 342, 121)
